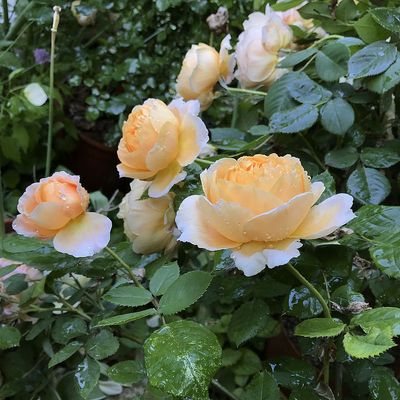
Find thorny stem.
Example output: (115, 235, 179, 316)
(105, 246, 166, 325)
(45, 6, 61, 177)
(287, 263, 331, 385)
(211, 380, 239, 400)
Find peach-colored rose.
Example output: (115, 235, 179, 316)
(117, 98, 208, 198)
(176, 35, 235, 110)
(277, 8, 314, 31)
(13, 172, 112, 257)
(176, 154, 355, 276)
(235, 5, 292, 88)
(118, 180, 177, 254)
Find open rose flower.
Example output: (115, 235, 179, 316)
(176, 35, 235, 110)
(118, 180, 177, 254)
(235, 5, 292, 88)
(13, 172, 112, 257)
(117, 98, 208, 198)
(176, 154, 355, 276)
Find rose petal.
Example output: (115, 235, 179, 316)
(290, 194, 355, 239)
(231, 239, 302, 276)
(12, 214, 57, 239)
(29, 202, 72, 230)
(53, 212, 112, 257)
(176, 195, 241, 251)
(23, 83, 48, 106)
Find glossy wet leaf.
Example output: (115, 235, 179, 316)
(279, 47, 318, 68)
(368, 367, 400, 400)
(370, 234, 400, 278)
(369, 8, 400, 33)
(285, 286, 324, 319)
(324, 146, 358, 169)
(315, 42, 350, 82)
(107, 360, 145, 384)
(348, 41, 397, 79)
(288, 72, 332, 104)
(269, 104, 318, 134)
(319, 98, 354, 135)
(289, 388, 323, 400)
(343, 328, 396, 359)
(158, 271, 212, 315)
(346, 167, 391, 205)
(354, 14, 390, 44)
(360, 147, 400, 168)
(350, 307, 400, 335)
(144, 320, 221, 399)
(48, 341, 82, 368)
(75, 357, 100, 399)
(233, 349, 262, 376)
(228, 299, 270, 346)
(103, 285, 153, 307)
(52, 317, 87, 345)
(367, 56, 400, 94)
(0, 325, 21, 350)
(312, 171, 336, 203)
(295, 318, 346, 338)
(95, 308, 157, 327)
(85, 330, 119, 360)
(242, 371, 280, 400)
(149, 262, 180, 296)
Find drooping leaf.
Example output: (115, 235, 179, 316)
(346, 167, 391, 205)
(315, 42, 350, 82)
(144, 320, 221, 399)
(95, 308, 158, 327)
(228, 299, 270, 346)
(295, 318, 346, 338)
(319, 98, 354, 135)
(348, 41, 397, 79)
(48, 341, 82, 368)
(158, 271, 212, 315)
(269, 104, 318, 134)
(103, 286, 153, 307)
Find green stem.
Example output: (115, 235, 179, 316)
(0, 166, 5, 242)
(225, 86, 267, 97)
(2, 0, 9, 34)
(287, 263, 331, 385)
(5, 1, 35, 41)
(195, 158, 214, 166)
(299, 133, 325, 170)
(57, 296, 91, 321)
(211, 380, 239, 400)
(45, 15, 58, 177)
(310, 34, 344, 48)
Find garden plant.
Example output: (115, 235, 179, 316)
(1, 1, 400, 400)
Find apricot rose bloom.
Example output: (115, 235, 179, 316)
(176, 35, 235, 110)
(117, 98, 208, 198)
(235, 5, 292, 88)
(118, 180, 177, 254)
(176, 154, 355, 276)
(13, 172, 112, 257)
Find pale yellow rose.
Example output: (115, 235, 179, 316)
(117, 98, 208, 198)
(13, 172, 112, 257)
(235, 5, 292, 88)
(176, 35, 235, 110)
(276, 8, 314, 31)
(176, 154, 355, 276)
(118, 180, 177, 254)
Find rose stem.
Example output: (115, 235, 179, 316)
(45, 6, 61, 177)
(225, 86, 268, 97)
(211, 379, 239, 400)
(2, 0, 9, 34)
(286, 262, 331, 385)
(105, 246, 166, 325)
(0, 167, 4, 242)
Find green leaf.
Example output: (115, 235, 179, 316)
(315, 42, 350, 82)
(360, 147, 400, 168)
(144, 320, 221, 399)
(159, 271, 212, 315)
(2, 234, 46, 253)
(48, 341, 82, 368)
(346, 167, 391, 205)
(0, 325, 21, 350)
(0, 264, 18, 278)
(370, 233, 400, 279)
(366, 56, 400, 94)
(85, 330, 119, 360)
(52, 317, 87, 345)
(312, 171, 336, 203)
(0, 136, 20, 162)
(242, 371, 280, 400)
(369, 8, 400, 33)
(264, 72, 298, 118)
(348, 41, 397, 79)
(272, 0, 304, 11)
(107, 360, 145, 384)
(279, 47, 318, 68)
(288, 72, 332, 105)
(343, 328, 396, 359)
(350, 307, 400, 335)
(75, 357, 100, 399)
(324, 146, 358, 169)
(269, 104, 318, 134)
(149, 262, 180, 296)
(289, 388, 322, 400)
(354, 14, 390, 44)
(233, 349, 262, 376)
(319, 98, 354, 135)
(103, 285, 153, 307)
(95, 308, 157, 327)
(228, 299, 270, 346)
(368, 367, 400, 400)
(295, 318, 346, 338)
(285, 286, 324, 319)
